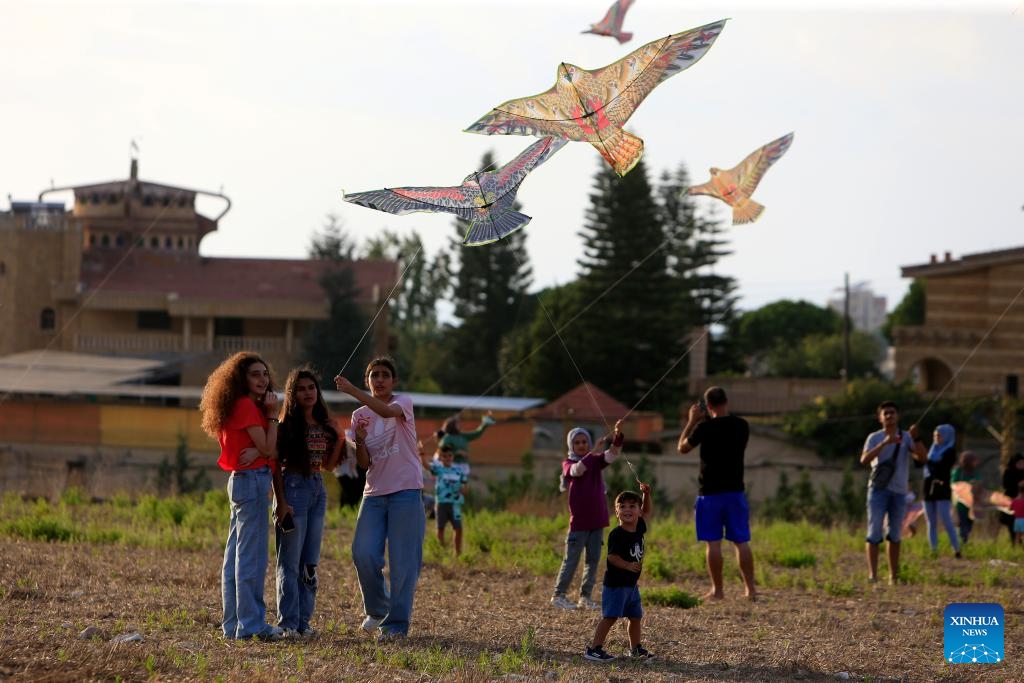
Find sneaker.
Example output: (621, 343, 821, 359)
(584, 645, 616, 662)
(279, 628, 300, 639)
(377, 629, 406, 643)
(630, 644, 655, 659)
(297, 627, 317, 639)
(256, 626, 287, 642)
(550, 595, 576, 610)
(361, 615, 383, 632)
(577, 596, 599, 610)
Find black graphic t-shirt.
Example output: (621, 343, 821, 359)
(603, 518, 646, 588)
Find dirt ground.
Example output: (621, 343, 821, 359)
(1, 538, 1021, 682)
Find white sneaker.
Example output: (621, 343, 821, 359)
(361, 615, 383, 632)
(549, 595, 576, 610)
(577, 596, 599, 610)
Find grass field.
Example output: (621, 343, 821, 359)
(1, 490, 1021, 682)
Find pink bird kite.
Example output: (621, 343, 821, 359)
(583, 0, 636, 44)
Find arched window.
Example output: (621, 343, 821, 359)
(40, 308, 56, 330)
(0, 261, 6, 275)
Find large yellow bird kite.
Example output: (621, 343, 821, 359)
(688, 132, 794, 225)
(466, 19, 727, 177)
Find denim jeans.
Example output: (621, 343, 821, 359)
(351, 488, 425, 636)
(924, 499, 960, 553)
(275, 472, 327, 632)
(552, 528, 604, 599)
(222, 467, 274, 639)
(865, 486, 907, 544)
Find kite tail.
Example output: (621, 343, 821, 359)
(592, 130, 643, 177)
(463, 211, 531, 246)
(732, 198, 765, 224)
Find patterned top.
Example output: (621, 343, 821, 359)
(429, 463, 468, 505)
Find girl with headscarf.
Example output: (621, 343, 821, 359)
(950, 450, 980, 544)
(922, 424, 961, 558)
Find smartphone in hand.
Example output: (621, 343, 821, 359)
(279, 513, 295, 533)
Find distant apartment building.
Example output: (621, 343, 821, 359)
(0, 160, 396, 385)
(894, 248, 1024, 397)
(827, 282, 887, 333)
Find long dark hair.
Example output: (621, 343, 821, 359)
(277, 367, 337, 475)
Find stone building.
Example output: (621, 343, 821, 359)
(0, 160, 396, 384)
(894, 248, 1024, 397)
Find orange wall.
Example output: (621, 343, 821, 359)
(0, 402, 101, 445)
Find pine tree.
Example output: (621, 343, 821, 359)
(435, 151, 534, 395)
(362, 229, 450, 391)
(658, 164, 740, 374)
(303, 216, 372, 380)
(573, 158, 683, 410)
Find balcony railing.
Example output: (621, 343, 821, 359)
(75, 334, 288, 354)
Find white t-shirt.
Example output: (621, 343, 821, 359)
(352, 393, 423, 496)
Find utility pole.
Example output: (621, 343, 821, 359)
(841, 272, 850, 384)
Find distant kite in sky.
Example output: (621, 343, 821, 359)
(583, 0, 635, 44)
(687, 132, 794, 225)
(466, 19, 727, 177)
(342, 137, 566, 246)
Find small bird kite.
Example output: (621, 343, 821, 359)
(687, 132, 794, 225)
(342, 137, 566, 246)
(583, 0, 635, 44)
(466, 19, 727, 177)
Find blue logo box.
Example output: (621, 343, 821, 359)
(944, 603, 1003, 664)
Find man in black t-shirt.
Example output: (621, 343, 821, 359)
(678, 386, 756, 601)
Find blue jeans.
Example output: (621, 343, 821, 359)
(924, 499, 960, 553)
(275, 472, 327, 632)
(552, 528, 604, 600)
(222, 467, 274, 639)
(351, 488, 425, 636)
(866, 486, 907, 544)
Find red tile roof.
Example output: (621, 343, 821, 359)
(79, 254, 396, 303)
(530, 382, 629, 421)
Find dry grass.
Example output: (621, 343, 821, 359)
(1, 527, 1022, 682)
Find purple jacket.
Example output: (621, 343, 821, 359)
(563, 451, 610, 531)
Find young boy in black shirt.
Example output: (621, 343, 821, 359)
(584, 482, 653, 662)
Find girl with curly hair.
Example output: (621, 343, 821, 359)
(199, 351, 284, 641)
(271, 367, 344, 638)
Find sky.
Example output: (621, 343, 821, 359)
(2, 0, 1023, 316)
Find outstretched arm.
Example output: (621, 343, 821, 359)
(334, 375, 404, 419)
(678, 404, 704, 455)
(603, 419, 624, 463)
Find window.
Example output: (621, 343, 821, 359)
(101, 234, 110, 247)
(150, 236, 159, 248)
(40, 308, 56, 330)
(214, 317, 244, 337)
(0, 261, 5, 275)
(137, 311, 172, 331)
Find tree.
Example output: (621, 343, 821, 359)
(766, 331, 882, 379)
(572, 158, 684, 409)
(434, 151, 534, 395)
(658, 164, 740, 373)
(730, 300, 841, 375)
(303, 216, 372, 379)
(882, 278, 925, 342)
(362, 230, 450, 391)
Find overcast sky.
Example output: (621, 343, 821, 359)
(3, 0, 1022, 315)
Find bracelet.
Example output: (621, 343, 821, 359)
(355, 439, 365, 446)
(268, 418, 279, 423)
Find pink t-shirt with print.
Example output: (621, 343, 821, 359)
(352, 393, 423, 497)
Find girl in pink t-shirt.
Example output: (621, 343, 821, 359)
(335, 357, 424, 640)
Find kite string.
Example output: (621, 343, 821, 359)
(503, 241, 613, 435)
(463, 235, 673, 410)
(0, 199, 174, 407)
(915, 280, 1024, 425)
(335, 243, 422, 377)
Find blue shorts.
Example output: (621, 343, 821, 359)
(601, 585, 642, 619)
(1014, 518, 1024, 534)
(695, 492, 751, 543)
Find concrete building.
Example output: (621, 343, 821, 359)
(0, 160, 396, 384)
(894, 247, 1024, 397)
(827, 281, 887, 333)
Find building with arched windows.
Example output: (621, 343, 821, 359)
(893, 248, 1024, 398)
(0, 160, 396, 385)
